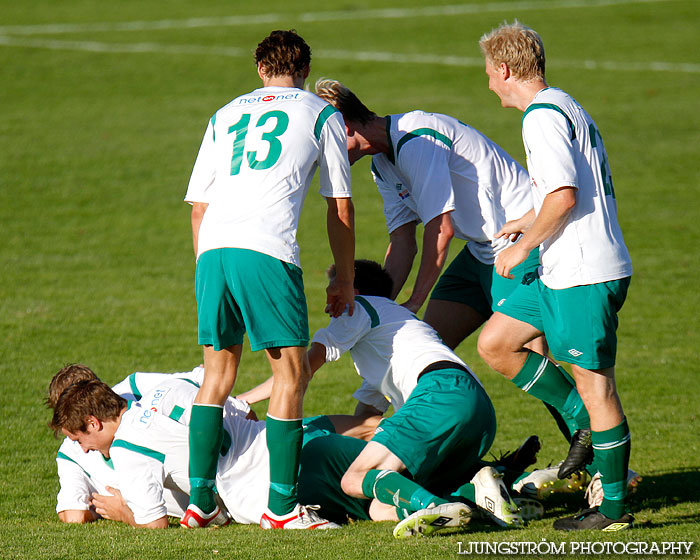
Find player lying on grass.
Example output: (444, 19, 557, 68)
(240, 259, 530, 536)
(46, 364, 379, 524)
(314, 79, 595, 480)
(48, 364, 610, 536)
(49, 376, 401, 529)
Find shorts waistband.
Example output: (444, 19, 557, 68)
(417, 360, 471, 380)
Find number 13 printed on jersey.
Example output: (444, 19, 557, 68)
(228, 110, 290, 175)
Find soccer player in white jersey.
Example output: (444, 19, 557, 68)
(184, 30, 355, 529)
(315, 79, 593, 471)
(50, 377, 400, 529)
(241, 260, 526, 536)
(46, 364, 218, 523)
(478, 21, 634, 531)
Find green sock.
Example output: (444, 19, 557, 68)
(448, 482, 476, 503)
(188, 404, 224, 514)
(266, 415, 303, 516)
(592, 418, 631, 519)
(512, 352, 590, 434)
(361, 469, 447, 514)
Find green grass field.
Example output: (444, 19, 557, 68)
(1, 0, 699, 558)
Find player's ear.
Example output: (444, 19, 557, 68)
(87, 415, 103, 431)
(257, 63, 267, 81)
(499, 62, 511, 80)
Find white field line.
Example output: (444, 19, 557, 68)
(0, 0, 674, 35)
(0, 35, 698, 74)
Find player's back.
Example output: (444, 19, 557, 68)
(373, 110, 531, 263)
(187, 86, 350, 266)
(348, 296, 479, 409)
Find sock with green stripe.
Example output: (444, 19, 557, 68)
(266, 415, 303, 516)
(512, 352, 590, 435)
(361, 469, 447, 514)
(188, 403, 224, 514)
(592, 418, 631, 519)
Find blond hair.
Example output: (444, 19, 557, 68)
(479, 21, 546, 81)
(315, 78, 376, 125)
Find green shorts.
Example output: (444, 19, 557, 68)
(195, 248, 309, 351)
(298, 427, 370, 523)
(430, 244, 540, 317)
(498, 275, 631, 369)
(371, 368, 496, 495)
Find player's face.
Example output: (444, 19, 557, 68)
(63, 419, 112, 457)
(346, 126, 363, 165)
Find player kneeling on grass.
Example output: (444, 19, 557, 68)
(241, 260, 526, 537)
(49, 376, 406, 529)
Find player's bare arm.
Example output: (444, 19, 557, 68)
(190, 202, 208, 256)
(495, 187, 576, 279)
(383, 221, 418, 299)
(495, 208, 537, 242)
(58, 509, 99, 524)
(325, 197, 355, 318)
(401, 212, 454, 313)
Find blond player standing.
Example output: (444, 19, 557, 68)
(477, 21, 634, 531)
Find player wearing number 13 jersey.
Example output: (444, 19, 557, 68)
(187, 79, 352, 267)
(183, 30, 355, 530)
(478, 21, 634, 531)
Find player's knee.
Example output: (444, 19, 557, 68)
(476, 326, 501, 365)
(340, 470, 364, 498)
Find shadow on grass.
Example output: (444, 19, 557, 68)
(533, 467, 700, 528)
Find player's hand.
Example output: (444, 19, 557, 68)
(325, 277, 355, 318)
(495, 219, 526, 242)
(91, 487, 128, 522)
(495, 244, 530, 279)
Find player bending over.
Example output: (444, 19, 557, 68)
(315, 79, 594, 476)
(242, 260, 530, 537)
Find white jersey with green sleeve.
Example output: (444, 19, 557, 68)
(371, 111, 532, 265)
(185, 86, 352, 266)
(110, 378, 268, 525)
(311, 295, 481, 412)
(54, 367, 224, 517)
(522, 88, 633, 288)
(55, 406, 189, 519)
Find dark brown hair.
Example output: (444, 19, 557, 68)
(327, 259, 393, 298)
(50, 380, 126, 437)
(46, 363, 98, 409)
(255, 30, 311, 78)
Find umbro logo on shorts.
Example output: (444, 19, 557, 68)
(568, 348, 583, 357)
